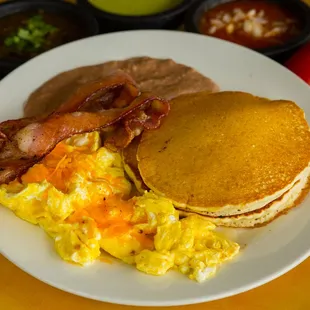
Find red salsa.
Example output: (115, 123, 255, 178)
(200, 0, 301, 49)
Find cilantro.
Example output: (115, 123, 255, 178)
(4, 14, 58, 52)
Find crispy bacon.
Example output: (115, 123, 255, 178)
(0, 71, 138, 140)
(0, 70, 140, 144)
(0, 71, 170, 185)
(104, 98, 170, 150)
(54, 70, 139, 113)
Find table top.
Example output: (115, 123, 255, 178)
(1, 254, 310, 309)
(1, 0, 310, 309)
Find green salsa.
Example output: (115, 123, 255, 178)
(88, 0, 183, 16)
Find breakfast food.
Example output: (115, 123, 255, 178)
(2, 59, 309, 282)
(0, 70, 239, 283)
(137, 91, 310, 227)
(24, 57, 219, 117)
(0, 71, 169, 184)
(0, 130, 239, 281)
(200, 0, 301, 49)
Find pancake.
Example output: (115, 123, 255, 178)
(137, 91, 310, 223)
(24, 57, 219, 117)
(178, 168, 310, 227)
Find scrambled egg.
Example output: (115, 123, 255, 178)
(0, 132, 239, 283)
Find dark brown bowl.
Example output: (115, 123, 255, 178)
(0, 0, 99, 78)
(184, 0, 310, 62)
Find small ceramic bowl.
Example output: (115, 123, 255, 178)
(184, 0, 310, 62)
(77, 0, 194, 33)
(0, 0, 99, 77)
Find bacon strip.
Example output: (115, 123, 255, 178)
(14, 92, 168, 156)
(104, 97, 170, 150)
(0, 82, 169, 184)
(0, 71, 138, 140)
(54, 70, 139, 113)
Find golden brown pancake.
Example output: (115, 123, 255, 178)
(137, 91, 310, 218)
(24, 57, 219, 117)
(177, 173, 310, 227)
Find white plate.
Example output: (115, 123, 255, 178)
(0, 30, 309, 306)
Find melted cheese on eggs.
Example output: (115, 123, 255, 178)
(0, 132, 240, 282)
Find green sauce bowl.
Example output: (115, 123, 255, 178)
(77, 0, 194, 33)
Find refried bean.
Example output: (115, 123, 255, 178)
(24, 57, 219, 117)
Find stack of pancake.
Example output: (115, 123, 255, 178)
(123, 91, 310, 228)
